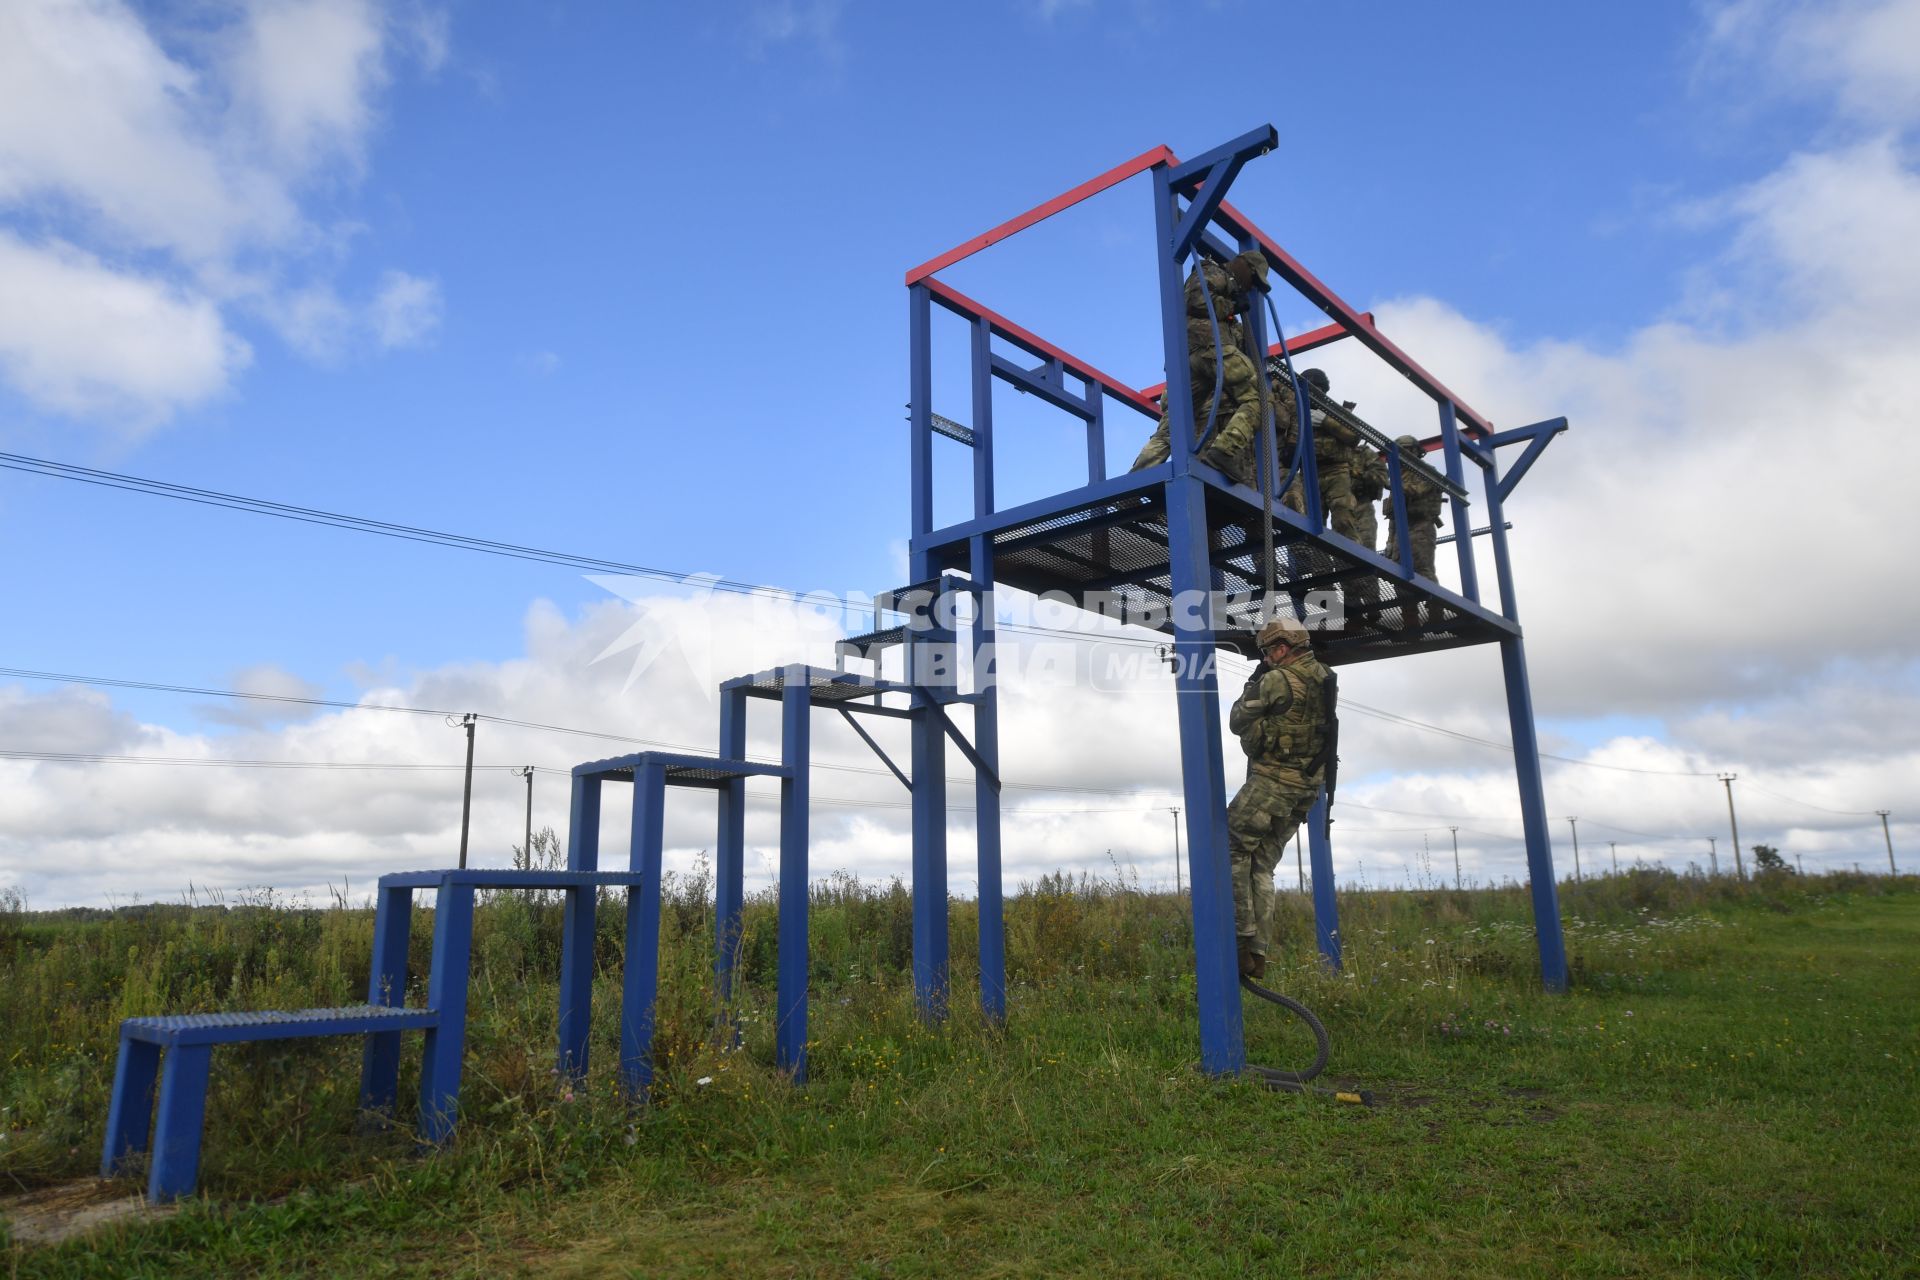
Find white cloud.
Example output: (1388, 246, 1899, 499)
(0, 231, 249, 422)
(1703, 0, 1920, 127)
(369, 270, 443, 349)
(0, 0, 448, 425)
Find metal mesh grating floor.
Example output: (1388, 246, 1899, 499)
(980, 486, 1506, 665)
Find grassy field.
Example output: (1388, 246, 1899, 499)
(1, 867, 1916, 1277)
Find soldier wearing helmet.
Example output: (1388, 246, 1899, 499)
(1131, 250, 1271, 485)
(1226, 614, 1335, 979)
(1384, 434, 1445, 582)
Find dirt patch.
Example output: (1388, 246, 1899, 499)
(0, 1179, 177, 1247)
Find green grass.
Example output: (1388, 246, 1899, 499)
(2, 868, 1916, 1277)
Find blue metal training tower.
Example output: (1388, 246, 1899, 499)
(894, 126, 1571, 1076)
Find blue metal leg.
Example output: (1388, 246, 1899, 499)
(715, 687, 748, 1000)
(147, 1044, 212, 1203)
(969, 543, 1006, 1025)
(620, 762, 667, 1096)
(777, 670, 812, 1080)
(1501, 635, 1570, 991)
(1164, 475, 1246, 1077)
(417, 882, 476, 1144)
(908, 701, 948, 1022)
(558, 774, 602, 1078)
(1306, 791, 1341, 969)
(101, 1033, 159, 1176)
(1482, 463, 1569, 991)
(359, 883, 413, 1117)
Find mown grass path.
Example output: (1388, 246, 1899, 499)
(4, 876, 1916, 1276)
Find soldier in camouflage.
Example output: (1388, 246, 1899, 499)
(1346, 437, 1389, 614)
(1226, 614, 1333, 979)
(1306, 369, 1367, 542)
(1130, 250, 1270, 485)
(1384, 434, 1445, 580)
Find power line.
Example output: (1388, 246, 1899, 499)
(0, 453, 1884, 803)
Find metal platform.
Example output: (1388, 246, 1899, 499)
(916, 463, 1516, 666)
(571, 750, 792, 786)
(720, 664, 920, 708)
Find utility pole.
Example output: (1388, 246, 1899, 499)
(1718, 773, 1746, 880)
(1609, 841, 1618, 876)
(449, 713, 477, 869)
(1168, 806, 1182, 895)
(516, 766, 535, 868)
(1566, 816, 1582, 882)
(1449, 826, 1462, 891)
(1795, 854, 1804, 876)
(1878, 810, 1897, 875)
(1708, 837, 1719, 877)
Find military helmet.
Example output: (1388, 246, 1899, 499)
(1255, 615, 1310, 652)
(1302, 367, 1331, 392)
(1395, 434, 1418, 448)
(1226, 250, 1269, 292)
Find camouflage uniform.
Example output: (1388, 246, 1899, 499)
(1345, 444, 1389, 614)
(1270, 379, 1309, 514)
(1226, 647, 1332, 961)
(1315, 409, 1363, 540)
(1384, 452, 1445, 581)
(1130, 256, 1265, 485)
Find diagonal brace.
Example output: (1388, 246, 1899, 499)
(838, 708, 910, 791)
(1166, 125, 1277, 264)
(1479, 417, 1568, 503)
(928, 703, 1001, 793)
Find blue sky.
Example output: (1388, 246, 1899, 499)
(0, 1, 1785, 703)
(2, 0, 1916, 903)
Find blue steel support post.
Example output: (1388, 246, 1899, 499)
(715, 687, 748, 998)
(1085, 383, 1106, 484)
(101, 1034, 160, 1175)
(146, 1043, 212, 1203)
(1154, 159, 1245, 1077)
(908, 280, 949, 1022)
(1437, 401, 1479, 603)
(968, 316, 1006, 1023)
(1480, 459, 1570, 991)
(777, 671, 812, 1079)
(1306, 791, 1341, 968)
(621, 761, 668, 1095)
(557, 772, 601, 1079)
(359, 882, 414, 1116)
(418, 881, 476, 1143)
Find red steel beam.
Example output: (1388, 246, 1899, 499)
(904, 145, 1176, 286)
(1214, 196, 1492, 438)
(904, 140, 1495, 439)
(922, 278, 1164, 420)
(1136, 315, 1370, 403)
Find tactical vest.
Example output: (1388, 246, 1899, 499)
(1236, 655, 1331, 772)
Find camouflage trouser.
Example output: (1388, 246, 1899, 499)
(1345, 496, 1380, 614)
(1130, 344, 1261, 485)
(1227, 766, 1321, 958)
(1384, 518, 1439, 628)
(1320, 465, 1355, 538)
(1384, 520, 1439, 581)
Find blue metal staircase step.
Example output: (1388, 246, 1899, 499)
(119, 1004, 438, 1048)
(377, 868, 652, 890)
(722, 665, 917, 705)
(572, 751, 791, 786)
(837, 624, 908, 653)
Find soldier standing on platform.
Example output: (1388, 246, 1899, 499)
(1131, 250, 1270, 485)
(1384, 434, 1445, 581)
(1346, 437, 1389, 614)
(1227, 615, 1334, 980)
